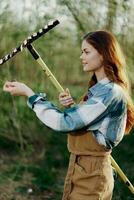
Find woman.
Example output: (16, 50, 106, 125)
(3, 30, 134, 200)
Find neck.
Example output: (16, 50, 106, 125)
(94, 66, 107, 82)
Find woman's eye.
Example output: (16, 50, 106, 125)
(81, 51, 91, 54)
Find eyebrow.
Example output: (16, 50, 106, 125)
(81, 48, 90, 51)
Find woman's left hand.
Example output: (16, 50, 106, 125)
(3, 81, 35, 97)
(59, 88, 74, 107)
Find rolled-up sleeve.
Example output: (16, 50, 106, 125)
(27, 89, 114, 132)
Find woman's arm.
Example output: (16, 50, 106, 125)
(3, 81, 114, 133)
(27, 90, 113, 132)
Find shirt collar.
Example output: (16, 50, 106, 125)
(88, 77, 112, 95)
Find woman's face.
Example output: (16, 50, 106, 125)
(80, 40, 103, 72)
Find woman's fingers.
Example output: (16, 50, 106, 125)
(66, 88, 70, 94)
(59, 92, 68, 98)
(3, 81, 15, 92)
(60, 97, 74, 104)
(61, 100, 74, 106)
(59, 88, 74, 107)
(59, 88, 70, 98)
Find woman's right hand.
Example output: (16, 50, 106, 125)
(3, 81, 35, 97)
(59, 88, 74, 107)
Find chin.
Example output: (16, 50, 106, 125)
(83, 68, 93, 72)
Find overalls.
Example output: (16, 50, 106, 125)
(62, 131, 114, 200)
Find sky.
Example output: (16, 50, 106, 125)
(9, 0, 66, 24)
(1, 0, 134, 34)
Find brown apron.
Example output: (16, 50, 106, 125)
(62, 131, 114, 200)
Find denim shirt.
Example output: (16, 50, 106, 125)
(27, 77, 127, 149)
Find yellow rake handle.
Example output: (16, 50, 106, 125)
(111, 157, 134, 194)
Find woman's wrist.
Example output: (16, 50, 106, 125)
(25, 88, 35, 97)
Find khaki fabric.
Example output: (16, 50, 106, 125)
(67, 130, 111, 156)
(62, 131, 114, 200)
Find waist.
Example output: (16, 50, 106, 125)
(75, 154, 111, 163)
(67, 132, 111, 156)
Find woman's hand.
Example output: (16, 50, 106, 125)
(59, 88, 74, 107)
(3, 81, 35, 97)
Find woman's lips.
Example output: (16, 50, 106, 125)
(82, 62, 88, 65)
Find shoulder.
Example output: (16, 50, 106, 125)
(90, 82, 113, 98)
(99, 82, 126, 101)
(112, 83, 127, 103)
(92, 81, 114, 101)
(91, 82, 127, 107)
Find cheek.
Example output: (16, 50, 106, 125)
(87, 53, 102, 67)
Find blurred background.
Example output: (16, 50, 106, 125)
(0, 0, 134, 199)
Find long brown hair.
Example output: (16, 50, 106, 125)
(82, 30, 134, 134)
